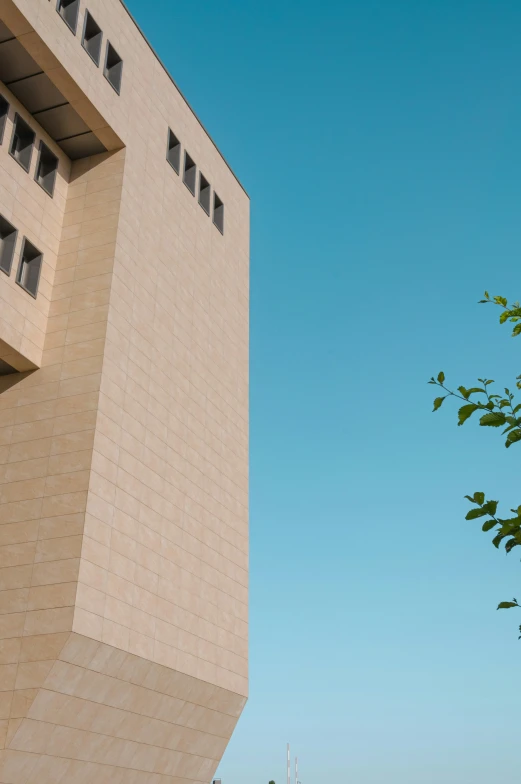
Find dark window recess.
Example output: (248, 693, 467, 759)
(199, 173, 211, 215)
(17, 238, 43, 298)
(35, 142, 58, 197)
(56, 0, 80, 34)
(9, 114, 35, 172)
(82, 11, 103, 65)
(167, 128, 181, 173)
(104, 42, 123, 94)
(0, 95, 8, 144)
(0, 215, 17, 276)
(213, 192, 224, 234)
(183, 152, 196, 195)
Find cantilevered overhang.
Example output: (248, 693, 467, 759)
(0, 1, 122, 158)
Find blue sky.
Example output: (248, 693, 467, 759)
(126, 1, 521, 782)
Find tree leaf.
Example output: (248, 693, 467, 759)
(482, 519, 497, 532)
(465, 507, 488, 520)
(498, 518, 521, 535)
(479, 412, 506, 427)
(473, 492, 485, 505)
(492, 532, 505, 548)
(458, 404, 478, 426)
(433, 396, 446, 412)
(506, 429, 521, 448)
(513, 323, 521, 337)
(497, 601, 518, 610)
(505, 539, 521, 553)
(483, 500, 498, 516)
(437, 371, 445, 384)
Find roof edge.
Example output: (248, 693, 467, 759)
(118, 0, 249, 199)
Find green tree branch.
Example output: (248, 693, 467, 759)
(430, 292, 521, 637)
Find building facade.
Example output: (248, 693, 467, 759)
(0, 1, 249, 781)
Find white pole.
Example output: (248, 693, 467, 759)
(295, 756, 298, 784)
(287, 744, 291, 784)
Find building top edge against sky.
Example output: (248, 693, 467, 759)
(1, 0, 249, 208)
(117, 0, 249, 198)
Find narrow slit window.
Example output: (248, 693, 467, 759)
(167, 128, 181, 173)
(199, 173, 211, 215)
(104, 42, 123, 94)
(17, 238, 43, 298)
(213, 192, 224, 234)
(35, 142, 58, 197)
(56, 0, 80, 34)
(183, 152, 196, 195)
(0, 95, 9, 145)
(9, 114, 35, 173)
(82, 11, 103, 65)
(0, 215, 17, 276)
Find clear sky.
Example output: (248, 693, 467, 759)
(126, 1, 520, 782)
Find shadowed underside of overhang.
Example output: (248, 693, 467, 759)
(0, 18, 107, 159)
(0, 0, 123, 159)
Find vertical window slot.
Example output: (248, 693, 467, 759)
(0, 215, 17, 276)
(82, 11, 103, 65)
(183, 151, 196, 195)
(213, 192, 224, 234)
(9, 114, 35, 172)
(104, 42, 123, 94)
(35, 143, 59, 197)
(56, 0, 80, 34)
(17, 238, 43, 298)
(199, 172, 211, 215)
(0, 95, 9, 144)
(167, 128, 181, 173)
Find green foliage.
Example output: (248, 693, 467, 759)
(430, 292, 521, 638)
(428, 372, 521, 448)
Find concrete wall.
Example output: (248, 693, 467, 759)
(0, 0, 249, 780)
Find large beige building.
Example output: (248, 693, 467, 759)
(0, 0, 249, 781)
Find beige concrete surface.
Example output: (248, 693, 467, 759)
(0, 0, 249, 780)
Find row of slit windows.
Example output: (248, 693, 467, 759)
(0, 215, 43, 299)
(167, 130, 225, 234)
(0, 96, 59, 198)
(55, 0, 123, 94)
(54, 2, 225, 231)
